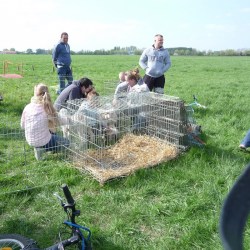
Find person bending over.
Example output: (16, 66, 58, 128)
(54, 77, 94, 112)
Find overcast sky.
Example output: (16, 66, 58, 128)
(1, 0, 250, 52)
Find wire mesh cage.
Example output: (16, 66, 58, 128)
(56, 92, 193, 183)
(0, 75, 196, 187)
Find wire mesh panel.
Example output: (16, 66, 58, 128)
(0, 118, 69, 194)
(100, 80, 119, 96)
(57, 92, 194, 183)
(0, 120, 26, 163)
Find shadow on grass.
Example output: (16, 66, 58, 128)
(93, 235, 126, 250)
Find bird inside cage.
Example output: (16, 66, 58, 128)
(131, 112, 148, 134)
(99, 109, 119, 142)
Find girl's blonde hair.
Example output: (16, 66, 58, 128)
(34, 83, 58, 132)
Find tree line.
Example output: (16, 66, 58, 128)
(2, 46, 250, 56)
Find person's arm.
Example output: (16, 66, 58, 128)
(162, 50, 171, 73)
(54, 93, 64, 112)
(52, 44, 59, 67)
(112, 82, 129, 106)
(114, 82, 128, 95)
(139, 49, 148, 70)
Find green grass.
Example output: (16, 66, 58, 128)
(1, 55, 250, 249)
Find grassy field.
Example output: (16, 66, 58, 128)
(0, 54, 250, 249)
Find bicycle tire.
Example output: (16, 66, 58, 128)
(0, 234, 39, 250)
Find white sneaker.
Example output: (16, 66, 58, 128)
(34, 147, 45, 160)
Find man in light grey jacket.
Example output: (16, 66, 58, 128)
(139, 34, 171, 94)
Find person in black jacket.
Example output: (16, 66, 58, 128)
(54, 77, 94, 112)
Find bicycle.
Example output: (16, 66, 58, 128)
(0, 184, 92, 250)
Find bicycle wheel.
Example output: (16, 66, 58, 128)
(0, 234, 39, 250)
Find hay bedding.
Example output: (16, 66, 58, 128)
(74, 133, 179, 184)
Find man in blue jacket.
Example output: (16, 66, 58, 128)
(52, 32, 73, 94)
(139, 34, 171, 94)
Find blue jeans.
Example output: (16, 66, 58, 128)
(241, 130, 250, 148)
(57, 66, 73, 94)
(43, 133, 70, 152)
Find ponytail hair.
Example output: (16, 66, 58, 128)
(34, 83, 59, 132)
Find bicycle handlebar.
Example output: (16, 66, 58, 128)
(45, 184, 91, 249)
(62, 184, 75, 205)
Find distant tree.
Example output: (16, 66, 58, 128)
(213, 51, 220, 56)
(190, 48, 197, 56)
(19, 46, 248, 56)
(219, 50, 226, 56)
(134, 49, 143, 55)
(10, 48, 15, 51)
(36, 48, 46, 54)
(224, 49, 237, 56)
(196, 50, 205, 56)
(207, 50, 214, 56)
(184, 50, 191, 56)
(26, 49, 33, 54)
(245, 50, 250, 56)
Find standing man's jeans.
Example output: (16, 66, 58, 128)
(57, 65, 73, 94)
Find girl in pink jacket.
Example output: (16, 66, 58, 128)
(21, 83, 69, 160)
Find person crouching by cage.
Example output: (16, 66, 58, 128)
(20, 83, 70, 160)
(54, 77, 94, 113)
(113, 71, 149, 103)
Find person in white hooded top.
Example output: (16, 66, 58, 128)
(139, 34, 171, 94)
